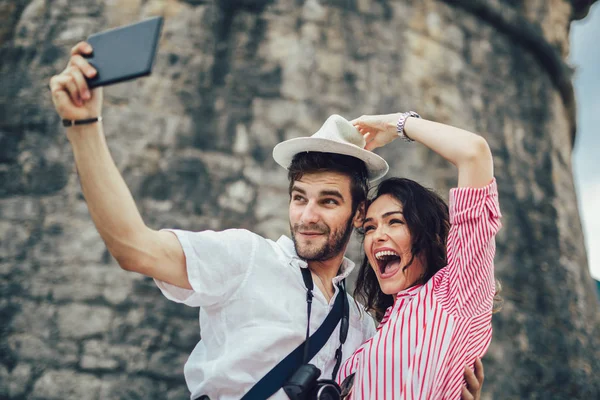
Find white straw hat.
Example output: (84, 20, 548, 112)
(272, 114, 389, 181)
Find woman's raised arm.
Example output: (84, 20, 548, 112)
(352, 113, 494, 188)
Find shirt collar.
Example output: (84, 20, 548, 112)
(396, 283, 423, 300)
(276, 235, 356, 284)
(378, 284, 424, 328)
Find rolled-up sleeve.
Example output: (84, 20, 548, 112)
(154, 229, 257, 308)
(436, 179, 502, 316)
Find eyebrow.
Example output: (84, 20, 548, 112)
(320, 190, 344, 200)
(290, 186, 345, 201)
(363, 211, 403, 225)
(291, 186, 306, 195)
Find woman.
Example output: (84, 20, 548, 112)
(337, 112, 502, 399)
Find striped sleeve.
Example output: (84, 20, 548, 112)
(436, 178, 502, 316)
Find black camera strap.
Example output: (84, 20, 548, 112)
(240, 267, 349, 400)
(301, 266, 315, 365)
(300, 267, 349, 379)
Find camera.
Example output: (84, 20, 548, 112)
(283, 364, 342, 400)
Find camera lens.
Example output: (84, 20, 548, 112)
(316, 383, 340, 400)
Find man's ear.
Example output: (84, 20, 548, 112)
(353, 202, 366, 229)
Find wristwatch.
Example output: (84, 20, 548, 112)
(396, 111, 420, 142)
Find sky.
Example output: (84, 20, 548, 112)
(571, 3, 600, 280)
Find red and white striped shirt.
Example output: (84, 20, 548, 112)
(337, 179, 501, 399)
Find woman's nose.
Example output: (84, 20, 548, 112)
(373, 225, 389, 242)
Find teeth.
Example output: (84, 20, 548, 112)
(375, 250, 399, 260)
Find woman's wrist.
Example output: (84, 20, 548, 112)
(396, 111, 421, 142)
(386, 113, 402, 132)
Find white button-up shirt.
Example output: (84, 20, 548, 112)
(155, 229, 376, 400)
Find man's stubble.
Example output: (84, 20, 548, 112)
(291, 215, 354, 262)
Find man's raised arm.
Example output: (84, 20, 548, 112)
(49, 42, 190, 289)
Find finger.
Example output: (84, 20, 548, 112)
(461, 385, 474, 400)
(364, 140, 381, 152)
(474, 358, 484, 384)
(69, 54, 97, 79)
(65, 67, 86, 105)
(50, 74, 79, 101)
(352, 122, 364, 131)
(49, 75, 73, 109)
(67, 65, 91, 101)
(71, 41, 93, 56)
(52, 73, 81, 106)
(464, 366, 480, 392)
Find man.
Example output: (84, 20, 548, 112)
(49, 41, 484, 399)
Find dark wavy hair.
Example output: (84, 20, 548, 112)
(288, 152, 369, 215)
(354, 178, 451, 321)
(355, 177, 503, 321)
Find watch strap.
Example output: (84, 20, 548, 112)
(396, 111, 420, 142)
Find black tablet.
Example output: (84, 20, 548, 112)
(85, 16, 163, 88)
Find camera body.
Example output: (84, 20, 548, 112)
(283, 364, 342, 400)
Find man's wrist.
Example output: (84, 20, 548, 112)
(65, 121, 104, 143)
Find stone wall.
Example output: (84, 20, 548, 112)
(1, 0, 599, 398)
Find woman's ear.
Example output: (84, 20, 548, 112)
(353, 202, 366, 229)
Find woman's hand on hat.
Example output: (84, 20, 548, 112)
(351, 114, 400, 151)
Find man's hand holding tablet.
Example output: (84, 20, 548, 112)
(50, 17, 163, 125)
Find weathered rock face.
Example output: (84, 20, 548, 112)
(1, 0, 598, 398)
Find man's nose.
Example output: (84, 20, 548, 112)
(300, 201, 320, 224)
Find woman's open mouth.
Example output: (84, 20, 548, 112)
(374, 249, 402, 278)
